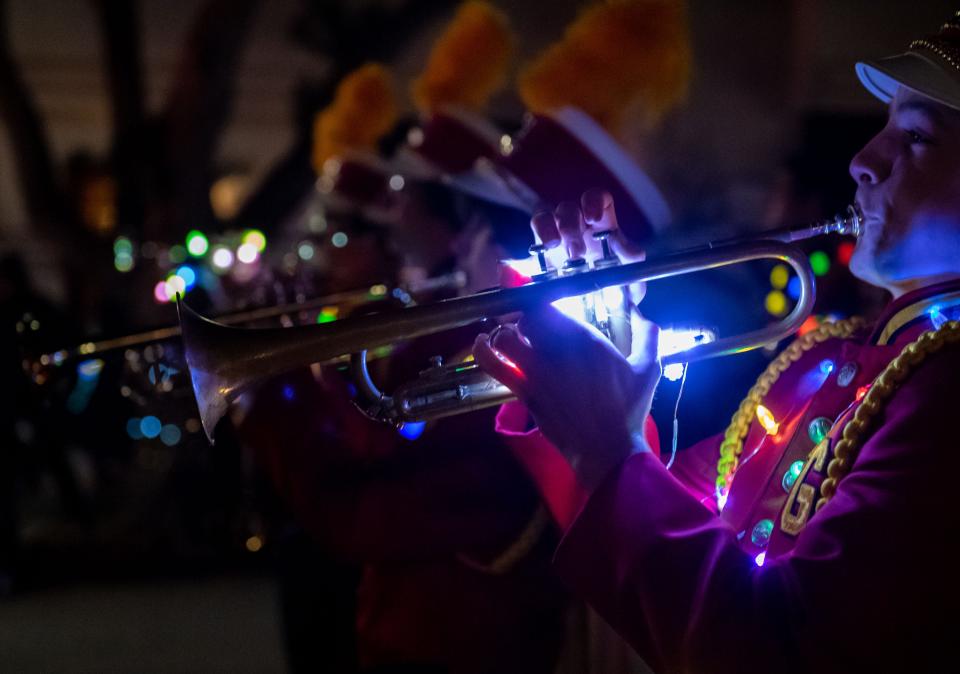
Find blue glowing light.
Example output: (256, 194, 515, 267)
(160, 424, 182, 446)
(930, 305, 948, 329)
(127, 418, 144, 439)
(398, 421, 426, 440)
(282, 385, 295, 401)
(819, 359, 835, 375)
(175, 266, 197, 290)
(77, 358, 104, 382)
(140, 416, 162, 439)
(786, 276, 801, 301)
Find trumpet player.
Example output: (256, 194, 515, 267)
(476, 14, 960, 674)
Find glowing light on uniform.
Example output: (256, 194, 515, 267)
(398, 421, 426, 440)
(140, 416, 162, 439)
(242, 229, 267, 252)
(769, 264, 789, 289)
(782, 460, 805, 491)
(186, 230, 209, 256)
(237, 242, 259, 264)
(765, 290, 787, 316)
(212, 246, 234, 269)
(298, 242, 315, 261)
(755, 552, 766, 566)
(930, 305, 948, 329)
(717, 490, 728, 511)
(755, 404, 779, 435)
(331, 232, 349, 248)
(663, 363, 686, 382)
(809, 251, 831, 277)
(820, 359, 835, 375)
(855, 385, 870, 402)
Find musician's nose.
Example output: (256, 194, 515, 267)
(849, 134, 889, 185)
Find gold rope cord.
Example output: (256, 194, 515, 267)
(817, 319, 960, 510)
(716, 318, 867, 494)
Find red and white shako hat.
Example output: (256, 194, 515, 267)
(451, 0, 693, 242)
(390, 1, 519, 203)
(312, 63, 400, 224)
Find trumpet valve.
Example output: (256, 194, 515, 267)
(528, 243, 558, 282)
(592, 230, 620, 269)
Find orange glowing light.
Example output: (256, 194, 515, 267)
(798, 315, 820, 337)
(855, 385, 870, 402)
(755, 404, 779, 435)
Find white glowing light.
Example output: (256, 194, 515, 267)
(663, 363, 686, 382)
(755, 552, 766, 566)
(717, 490, 728, 511)
(237, 242, 259, 264)
(389, 175, 405, 191)
(505, 257, 543, 278)
(165, 274, 187, 300)
(659, 327, 716, 358)
(212, 247, 234, 269)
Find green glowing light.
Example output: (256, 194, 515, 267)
(186, 230, 209, 256)
(810, 251, 831, 277)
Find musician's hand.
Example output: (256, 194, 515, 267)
(531, 189, 646, 302)
(474, 305, 661, 493)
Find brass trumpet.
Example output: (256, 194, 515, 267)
(179, 207, 862, 442)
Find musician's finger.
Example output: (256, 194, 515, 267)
(473, 333, 529, 394)
(555, 201, 587, 260)
(517, 303, 589, 350)
(531, 210, 561, 250)
(627, 314, 661, 376)
(491, 324, 536, 371)
(581, 188, 645, 263)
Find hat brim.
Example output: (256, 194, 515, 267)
(856, 51, 960, 111)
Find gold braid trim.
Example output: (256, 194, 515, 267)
(716, 318, 867, 495)
(456, 504, 550, 575)
(816, 319, 960, 511)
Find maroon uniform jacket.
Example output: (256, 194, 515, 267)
(498, 280, 960, 673)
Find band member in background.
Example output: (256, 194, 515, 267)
(239, 7, 572, 670)
(476, 15, 960, 673)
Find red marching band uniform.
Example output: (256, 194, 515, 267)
(499, 282, 960, 673)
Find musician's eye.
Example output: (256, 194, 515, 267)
(905, 129, 932, 145)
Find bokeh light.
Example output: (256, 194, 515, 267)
(237, 242, 259, 264)
(186, 230, 209, 256)
(769, 264, 789, 289)
(242, 229, 267, 252)
(810, 251, 831, 277)
(140, 416, 162, 439)
(765, 290, 787, 316)
(212, 246, 234, 270)
(298, 242, 315, 260)
(160, 424, 182, 446)
(331, 232, 348, 248)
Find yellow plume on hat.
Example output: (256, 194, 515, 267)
(518, 0, 691, 136)
(313, 63, 399, 172)
(411, 1, 516, 113)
